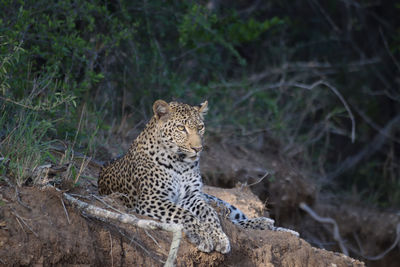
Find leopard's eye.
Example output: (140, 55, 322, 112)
(177, 125, 185, 131)
(197, 124, 204, 130)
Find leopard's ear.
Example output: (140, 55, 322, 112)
(196, 100, 208, 119)
(153, 100, 170, 121)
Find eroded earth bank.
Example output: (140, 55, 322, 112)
(0, 185, 364, 267)
(0, 138, 398, 266)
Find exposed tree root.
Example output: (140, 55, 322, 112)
(300, 202, 400, 261)
(62, 191, 183, 267)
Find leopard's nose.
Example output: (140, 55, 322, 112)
(191, 146, 203, 153)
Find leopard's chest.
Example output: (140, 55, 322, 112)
(167, 164, 201, 204)
(144, 147, 202, 204)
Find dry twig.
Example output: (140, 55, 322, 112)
(349, 223, 400, 261)
(60, 198, 71, 224)
(303, 203, 400, 260)
(352, 104, 400, 144)
(244, 171, 270, 187)
(2, 176, 31, 210)
(145, 229, 163, 249)
(74, 155, 91, 184)
(109, 231, 114, 267)
(93, 195, 126, 214)
(326, 114, 400, 181)
(116, 224, 164, 261)
(292, 80, 356, 143)
(379, 27, 400, 72)
(299, 202, 348, 255)
(309, 0, 341, 33)
(14, 215, 26, 235)
(11, 211, 39, 238)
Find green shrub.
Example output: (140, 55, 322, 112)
(0, 0, 398, 207)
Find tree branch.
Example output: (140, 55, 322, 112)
(326, 114, 400, 181)
(299, 202, 348, 255)
(62, 192, 183, 267)
(292, 80, 356, 143)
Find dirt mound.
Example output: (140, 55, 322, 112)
(0, 184, 364, 266)
(200, 138, 400, 266)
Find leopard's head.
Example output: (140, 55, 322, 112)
(152, 99, 208, 162)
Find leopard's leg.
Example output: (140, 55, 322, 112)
(179, 192, 230, 253)
(135, 192, 219, 253)
(203, 193, 299, 236)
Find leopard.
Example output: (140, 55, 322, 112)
(98, 99, 298, 254)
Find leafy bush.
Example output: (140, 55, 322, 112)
(0, 0, 399, 207)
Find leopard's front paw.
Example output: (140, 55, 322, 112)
(185, 229, 214, 253)
(197, 238, 214, 253)
(214, 232, 230, 254)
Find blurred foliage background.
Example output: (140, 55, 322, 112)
(0, 0, 399, 207)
